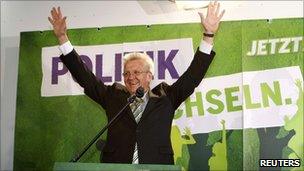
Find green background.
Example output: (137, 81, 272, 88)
(15, 18, 303, 170)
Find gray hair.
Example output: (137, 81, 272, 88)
(123, 52, 154, 76)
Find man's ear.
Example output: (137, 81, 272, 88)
(148, 72, 153, 81)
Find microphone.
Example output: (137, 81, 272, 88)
(69, 86, 145, 162)
(135, 86, 145, 98)
(127, 86, 145, 103)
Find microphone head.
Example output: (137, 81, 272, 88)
(135, 86, 145, 98)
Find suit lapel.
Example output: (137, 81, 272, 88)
(125, 105, 137, 125)
(120, 90, 137, 126)
(122, 89, 160, 126)
(138, 91, 159, 126)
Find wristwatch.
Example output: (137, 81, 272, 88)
(203, 33, 214, 37)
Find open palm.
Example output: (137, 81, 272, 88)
(199, 1, 225, 34)
(48, 7, 68, 42)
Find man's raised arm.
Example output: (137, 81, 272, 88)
(199, 1, 225, 46)
(48, 7, 110, 109)
(48, 7, 69, 45)
(167, 1, 225, 109)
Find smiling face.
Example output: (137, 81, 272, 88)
(123, 59, 152, 94)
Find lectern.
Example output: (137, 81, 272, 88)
(53, 162, 181, 171)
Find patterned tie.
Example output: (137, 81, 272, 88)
(130, 97, 144, 123)
(130, 97, 145, 164)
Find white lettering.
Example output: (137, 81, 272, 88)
(291, 37, 302, 52)
(257, 39, 268, 55)
(278, 38, 291, 53)
(268, 38, 280, 54)
(247, 36, 303, 56)
(247, 40, 257, 56)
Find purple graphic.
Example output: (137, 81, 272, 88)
(51, 49, 180, 85)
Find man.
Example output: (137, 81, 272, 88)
(48, 1, 224, 165)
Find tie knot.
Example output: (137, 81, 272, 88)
(130, 98, 143, 112)
(135, 97, 144, 103)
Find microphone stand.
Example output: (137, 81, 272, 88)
(69, 95, 137, 162)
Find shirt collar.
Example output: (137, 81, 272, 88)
(135, 91, 149, 104)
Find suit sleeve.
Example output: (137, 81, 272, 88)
(59, 49, 109, 109)
(166, 48, 215, 109)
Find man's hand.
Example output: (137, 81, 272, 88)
(198, 1, 225, 34)
(48, 7, 69, 45)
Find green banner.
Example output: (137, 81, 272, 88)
(15, 18, 303, 171)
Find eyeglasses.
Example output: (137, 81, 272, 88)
(122, 70, 148, 77)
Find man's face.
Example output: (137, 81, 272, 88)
(123, 59, 152, 95)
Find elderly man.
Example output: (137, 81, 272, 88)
(48, 1, 224, 165)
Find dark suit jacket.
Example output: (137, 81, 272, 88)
(60, 48, 215, 164)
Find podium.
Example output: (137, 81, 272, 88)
(53, 162, 181, 171)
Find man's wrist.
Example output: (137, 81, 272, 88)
(204, 30, 214, 34)
(203, 33, 214, 37)
(203, 30, 215, 44)
(59, 41, 73, 56)
(58, 34, 69, 45)
(203, 36, 214, 45)
(199, 40, 213, 54)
